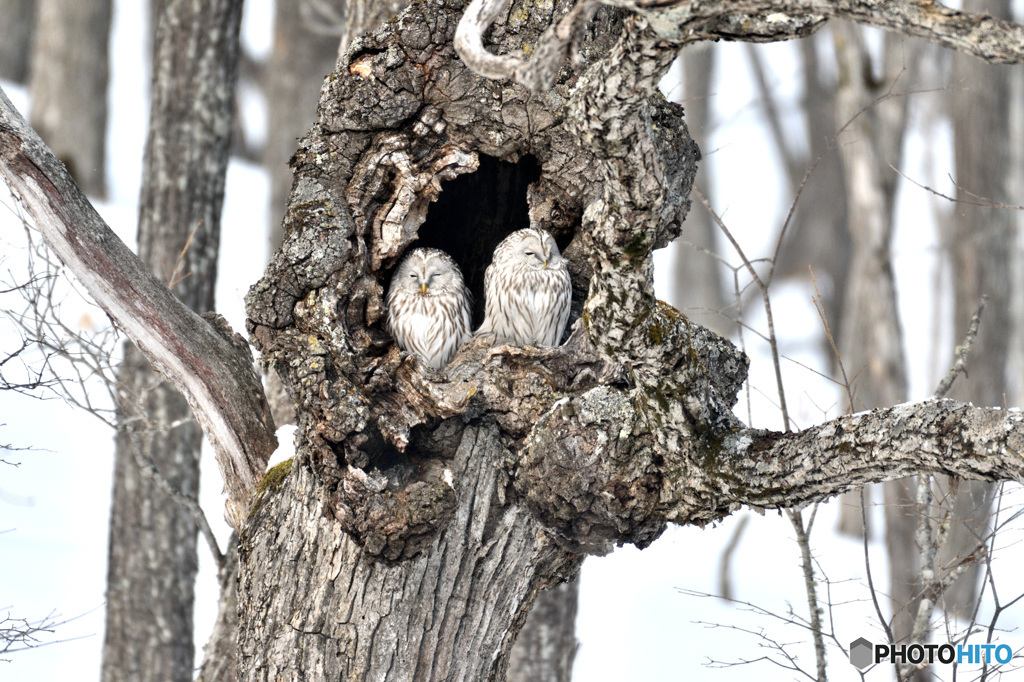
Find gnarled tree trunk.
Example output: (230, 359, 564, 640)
(7, 1, 1024, 680)
(238, 1, 1024, 680)
(241, 3, 700, 678)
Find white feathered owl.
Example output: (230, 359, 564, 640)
(386, 248, 472, 369)
(477, 228, 571, 347)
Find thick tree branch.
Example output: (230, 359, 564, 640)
(456, 0, 1024, 91)
(0, 87, 276, 527)
(711, 401, 1024, 516)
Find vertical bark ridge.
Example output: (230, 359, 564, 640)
(240, 423, 578, 681)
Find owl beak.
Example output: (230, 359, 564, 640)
(420, 282, 427, 294)
(542, 258, 548, 268)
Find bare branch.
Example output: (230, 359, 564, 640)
(453, 0, 521, 80)
(892, 164, 1024, 210)
(787, 508, 828, 681)
(455, 0, 600, 92)
(0, 608, 96, 658)
(716, 514, 749, 601)
(457, 0, 1024, 93)
(616, 0, 1024, 62)
(0, 86, 276, 527)
(860, 489, 896, 649)
(686, 400, 1024, 525)
(1, 227, 120, 426)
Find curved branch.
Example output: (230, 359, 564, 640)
(623, 0, 1024, 64)
(0, 86, 277, 527)
(456, 0, 603, 92)
(453, 0, 521, 80)
(708, 401, 1024, 519)
(457, 0, 1024, 90)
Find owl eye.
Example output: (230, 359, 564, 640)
(524, 250, 535, 256)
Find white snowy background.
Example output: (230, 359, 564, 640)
(2, 1, 1023, 680)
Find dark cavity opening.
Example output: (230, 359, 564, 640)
(415, 154, 542, 325)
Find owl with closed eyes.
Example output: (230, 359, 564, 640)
(386, 248, 472, 369)
(477, 228, 571, 347)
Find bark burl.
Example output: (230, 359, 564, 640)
(237, 0, 1024, 679)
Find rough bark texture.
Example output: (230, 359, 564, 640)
(454, 0, 1024, 95)
(238, 1, 1024, 680)
(27, 0, 110, 198)
(609, 0, 1024, 62)
(7, 1, 1024, 680)
(941, 0, 1015, 617)
(339, 0, 412, 60)
(101, 2, 245, 681)
(0, 0, 35, 83)
(241, 3, 689, 678)
(266, 0, 411, 250)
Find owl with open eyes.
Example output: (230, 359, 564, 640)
(386, 248, 472, 369)
(477, 228, 571, 347)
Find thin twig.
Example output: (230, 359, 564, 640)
(933, 295, 987, 399)
(809, 266, 854, 408)
(861, 489, 897, 648)
(767, 79, 941, 288)
(787, 508, 828, 681)
(891, 165, 1024, 210)
(167, 220, 201, 289)
(717, 515, 750, 601)
(697, 186, 791, 431)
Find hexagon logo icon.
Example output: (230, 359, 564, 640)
(850, 637, 874, 670)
